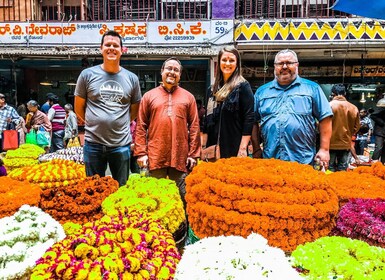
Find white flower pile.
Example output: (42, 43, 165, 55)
(175, 233, 302, 280)
(0, 205, 66, 280)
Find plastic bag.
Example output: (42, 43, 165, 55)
(67, 136, 81, 148)
(25, 129, 37, 145)
(36, 127, 51, 147)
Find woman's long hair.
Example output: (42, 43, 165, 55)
(213, 46, 245, 102)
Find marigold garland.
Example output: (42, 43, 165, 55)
(0, 177, 41, 218)
(333, 198, 385, 247)
(185, 158, 339, 252)
(326, 169, 385, 204)
(3, 143, 45, 171)
(40, 175, 119, 224)
(31, 211, 180, 280)
(8, 159, 85, 189)
(102, 176, 185, 234)
(292, 236, 385, 279)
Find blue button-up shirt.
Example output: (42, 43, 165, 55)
(255, 76, 333, 164)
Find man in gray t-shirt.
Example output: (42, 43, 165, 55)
(75, 30, 141, 186)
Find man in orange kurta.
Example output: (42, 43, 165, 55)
(134, 57, 201, 204)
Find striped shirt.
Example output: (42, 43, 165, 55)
(48, 104, 65, 132)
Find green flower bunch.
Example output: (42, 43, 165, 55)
(102, 176, 185, 233)
(292, 236, 385, 279)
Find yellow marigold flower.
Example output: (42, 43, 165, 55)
(55, 262, 67, 277)
(157, 267, 171, 279)
(138, 269, 150, 278)
(87, 270, 102, 280)
(127, 256, 141, 272)
(99, 244, 112, 256)
(106, 273, 119, 280)
(121, 272, 134, 280)
(63, 267, 75, 280)
(75, 268, 88, 280)
(57, 253, 71, 263)
(74, 243, 89, 259)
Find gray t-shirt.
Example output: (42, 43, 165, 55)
(75, 65, 141, 146)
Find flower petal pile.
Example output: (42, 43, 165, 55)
(39, 146, 84, 164)
(354, 161, 385, 179)
(40, 175, 119, 224)
(3, 143, 45, 171)
(0, 205, 65, 280)
(31, 212, 181, 279)
(326, 170, 385, 204)
(0, 176, 41, 218)
(8, 159, 85, 189)
(186, 157, 339, 251)
(102, 176, 185, 234)
(334, 198, 385, 247)
(175, 233, 302, 280)
(292, 236, 385, 279)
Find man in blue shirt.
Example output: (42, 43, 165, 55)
(254, 49, 333, 169)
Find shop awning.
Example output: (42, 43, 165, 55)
(331, 0, 385, 20)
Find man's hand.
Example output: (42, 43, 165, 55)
(137, 155, 148, 168)
(186, 157, 197, 170)
(315, 149, 330, 169)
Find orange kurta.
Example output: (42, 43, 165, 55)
(134, 86, 201, 172)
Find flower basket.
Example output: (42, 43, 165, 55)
(175, 233, 302, 279)
(40, 175, 119, 224)
(334, 198, 385, 247)
(39, 146, 84, 164)
(31, 212, 181, 279)
(0, 177, 41, 218)
(102, 176, 185, 235)
(292, 236, 385, 279)
(0, 205, 65, 280)
(8, 159, 85, 189)
(186, 157, 339, 252)
(3, 143, 45, 171)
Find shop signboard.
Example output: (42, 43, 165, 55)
(351, 65, 385, 77)
(242, 66, 352, 78)
(0, 20, 233, 46)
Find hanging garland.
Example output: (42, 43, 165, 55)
(40, 175, 119, 224)
(0, 176, 41, 218)
(292, 236, 385, 279)
(31, 211, 180, 279)
(185, 157, 339, 251)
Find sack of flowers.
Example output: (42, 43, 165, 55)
(40, 175, 119, 224)
(292, 236, 385, 279)
(3, 143, 45, 171)
(31, 211, 181, 279)
(185, 157, 339, 252)
(0, 177, 41, 218)
(326, 169, 385, 205)
(102, 176, 186, 243)
(0, 205, 65, 280)
(333, 198, 385, 247)
(8, 159, 85, 189)
(39, 146, 84, 165)
(175, 233, 302, 279)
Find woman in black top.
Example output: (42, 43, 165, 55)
(202, 46, 254, 158)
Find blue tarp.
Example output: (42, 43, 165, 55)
(332, 0, 385, 20)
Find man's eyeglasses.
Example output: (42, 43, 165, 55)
(164, 66, 181, 73)
(274, 61, 298, 67)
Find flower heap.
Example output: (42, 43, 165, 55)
(334, 198, 385, 247)
(40, 175, 119, 224)
(354, 161, 385, 179)
(326, 168, 385, 204)
(0, 177, 41, 218)
(3, 143, 45, 171)
(0, 205, 65, 280)
(102, 176, 185, 235)
(31, 211, 181, 279)
(8, 159, 85, 189)
(175, 233, 302, 280)
(292, 236, 385, 279)
(186, 157, 339, 251)
(39, 146, 84, 164)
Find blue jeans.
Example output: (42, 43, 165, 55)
(329, 149, 350, 172)
(84, 141, 130, 186)
(50, 130, 65, 153)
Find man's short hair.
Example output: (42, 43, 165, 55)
(0, 93, 5, 100)
(331, 84, 346, 96)
(101, 30, 122, 49)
